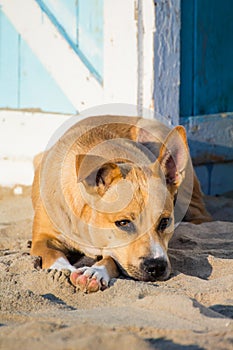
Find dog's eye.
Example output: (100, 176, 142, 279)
(115, 220, 135, 233)
(157, 217, 171, 232)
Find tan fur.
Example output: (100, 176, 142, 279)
(31, 115, 212, 290)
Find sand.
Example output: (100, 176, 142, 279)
(0, 186, 233, 350)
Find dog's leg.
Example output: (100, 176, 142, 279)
(31, 203, 76, 271)
(31, 236, 76, 271)
(70, 256, 119, 293)
(31, 161, 76, 271)
(185, 174, 212, 224)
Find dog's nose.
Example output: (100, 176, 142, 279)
(141, 257, 168, 279)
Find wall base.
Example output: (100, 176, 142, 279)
(195, 162, 233, 196)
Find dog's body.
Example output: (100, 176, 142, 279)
(31, 116, 211, 292)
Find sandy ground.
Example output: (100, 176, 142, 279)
(0, 186, 233, 350)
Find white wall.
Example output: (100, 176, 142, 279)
(0, 110, 70, 186)
(0, 104, 156, 186)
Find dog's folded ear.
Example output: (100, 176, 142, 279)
(76, 154, 122, 195)
(157, 126, 189, 190)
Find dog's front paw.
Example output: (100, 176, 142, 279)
(70, 265, 110, 293)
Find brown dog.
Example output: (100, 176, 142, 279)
(31, 115, 211, 292)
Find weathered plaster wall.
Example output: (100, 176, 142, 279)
(153, 0, 181, 125)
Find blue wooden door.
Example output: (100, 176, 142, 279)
(180, 0, 233, 117)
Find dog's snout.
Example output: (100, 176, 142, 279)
(141, 257, 168, 280)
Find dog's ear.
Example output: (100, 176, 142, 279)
(94, 163, 122, 195)
(76, 154, 106, 182)
(76, 154, 122, 195)
(157, 126, 189, 190)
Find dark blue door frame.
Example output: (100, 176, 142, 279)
(180, 0, 233, 117)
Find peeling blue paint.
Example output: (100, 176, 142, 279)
(181, 114, 233, 164)
(35, 0, 103, 83)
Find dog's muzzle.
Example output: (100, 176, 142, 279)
(140, 257, 169, 281)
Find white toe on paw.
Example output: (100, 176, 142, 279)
(49, 257, 76, 272)
(78, 265, 110, 285)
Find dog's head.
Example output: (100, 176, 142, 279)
(75, 126, 189, 281)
